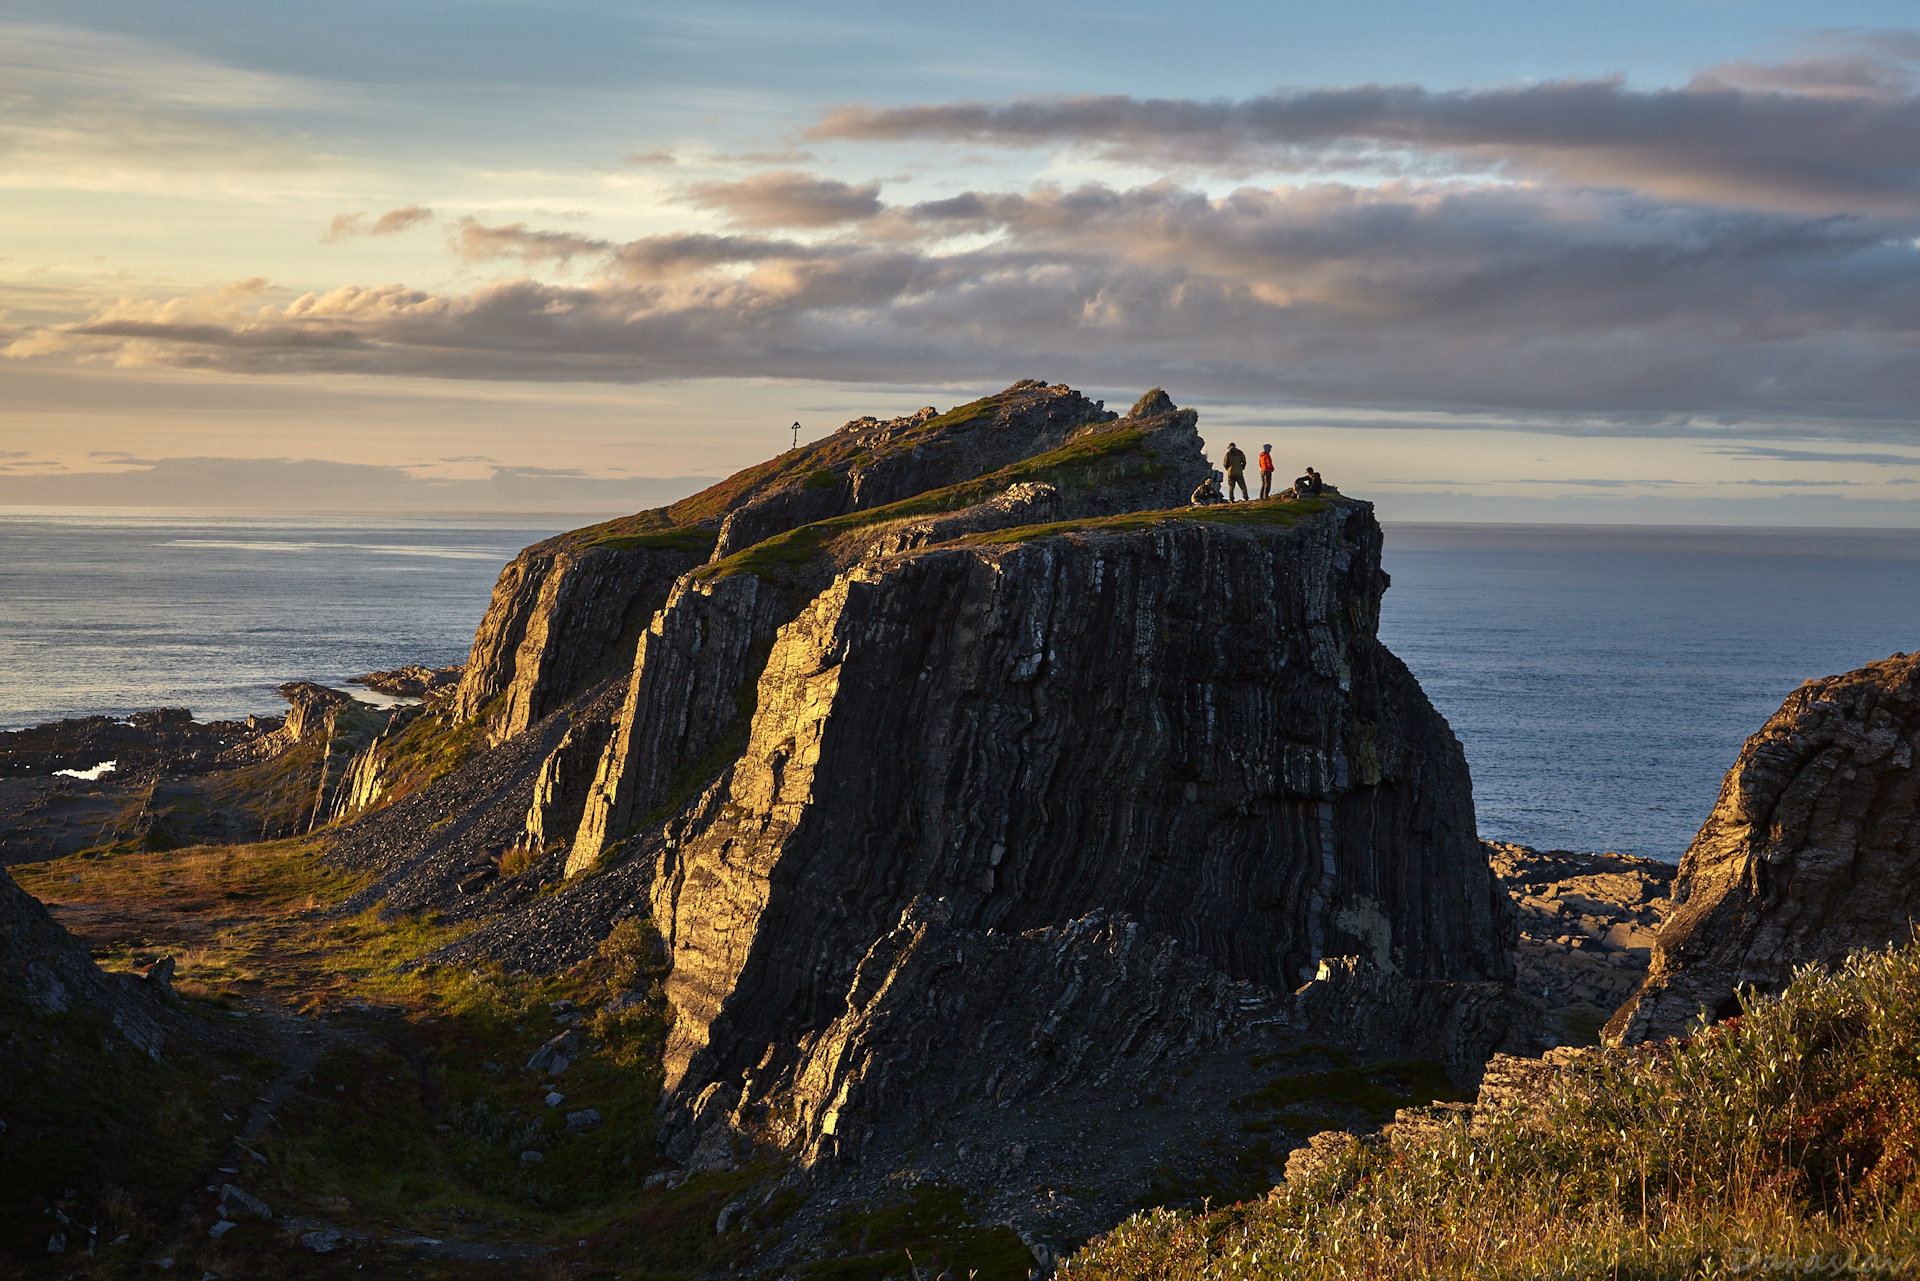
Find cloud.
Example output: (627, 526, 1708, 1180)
(625, 148, 678, 167)
(451, 218, 613, 266)
(807, 34, 1920, 212)
(1719, 478, 1864, 486)
(680, 169, 885, 228)
(0, 22, 329, 192)
(9, 177, 1920, 430)
(0, 455, 717, 514)
(324, 205, 435, 242)
(1709, 444, 1920, 465)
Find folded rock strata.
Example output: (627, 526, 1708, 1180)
(1606, 651, 1920, 1045)
(345, 383, 1516, 1254)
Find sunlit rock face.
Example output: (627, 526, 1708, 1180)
(645, 496, 1512, 1122)
(378, 384, 1517, 1227)
(1607, 651, 1920, 1045)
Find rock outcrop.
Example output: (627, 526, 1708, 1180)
(447, 381, 1127, 751)
(564, 385, 1211, 875)
(752, 902, 1521, 1169)
(1, 867, 169, 1057)
(648, 499, 1512, 1123)
(450, 539, 707, 742)
(1488, 842, 1674, 1044)
(350, 664, 462, 701)
(333, 380, 1523, 1262)
(1606, 651, 1920, 1045)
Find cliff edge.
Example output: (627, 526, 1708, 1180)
(1606, 650, 1920, 1045)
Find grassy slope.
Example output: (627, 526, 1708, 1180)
(1066, 942, 1920, 1280)
(0, 838, 767, 1280)
(566, 391, 1016, 552)
(692, 423, 1285, 586)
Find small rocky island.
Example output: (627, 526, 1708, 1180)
(2, 381, 1916, 1278)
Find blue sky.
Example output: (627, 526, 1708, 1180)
(4, 1, 1920, 518)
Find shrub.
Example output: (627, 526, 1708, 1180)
(1066, 940, 1920, 1279)
(600, 918, 662, 991)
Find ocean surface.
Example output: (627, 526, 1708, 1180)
(0, 510, 569, 728)
(1379, 524, 1920, 862)
(5, 510, 1919, 863)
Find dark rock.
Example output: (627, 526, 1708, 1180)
(644, 494, 1509, 1117)
(1607, 652, 1920, 1045)
(350, 665, 462, 700)
(217, 1183, 271, 1220)
(2, 867, 170, 1056)
(565, 1108, 601, 1129)
(141, 956, 176, 997)
(451, 541, 704, 742)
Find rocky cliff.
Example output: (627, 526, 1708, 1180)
(446, 381, 1124, 752)
(307, 380, 1525, 1258)
(646, 498, 1512, 1126)
(1606, 651, 1920, 1045)
(566, 387, 1216, 874)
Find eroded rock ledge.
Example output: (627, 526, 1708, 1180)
(1608, 650, 1920, 1045)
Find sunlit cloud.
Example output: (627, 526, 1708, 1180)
(323, 205, 435, 242)
(808, 34, 1920, 212)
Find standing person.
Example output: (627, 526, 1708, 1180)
(1221, 442, 1248, 501)
(1258, 444, 1274, 499)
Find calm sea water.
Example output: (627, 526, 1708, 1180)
(1380, 524, 1920, 862)
(0, 510, 569, 729)
(6, 511, 1918, 862)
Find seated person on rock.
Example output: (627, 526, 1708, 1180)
(1189, 471, 1225, 506)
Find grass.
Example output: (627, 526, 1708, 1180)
(0, 986, 251, 1258)
(554, 383, 1115, 584)
(1136, 1050, 1465, 1212)
(964, 493, 1333, 548)
(1064, 940, 1920, 1279)
(359, 707, 491, 810)
(565, 390, 1015, 546)
(694, 424, 1171, 585)
(2, 830, 761, 1279)
(805, 1183, 1036, 1280)
(575, 525, 719, 556)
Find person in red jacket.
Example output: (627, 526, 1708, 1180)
(1258, 444, 1274, 499)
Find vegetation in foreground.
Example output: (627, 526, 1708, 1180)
(0, 839, 754, 1280)
(1066, 942, 1920, 1280)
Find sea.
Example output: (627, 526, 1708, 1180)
(4, 509, 1919, 863)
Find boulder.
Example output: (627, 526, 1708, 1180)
(1607, 652, 1920, 1045)
(218, 1183, 271, 1220)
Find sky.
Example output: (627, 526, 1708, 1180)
(3, 1, 1920, 520)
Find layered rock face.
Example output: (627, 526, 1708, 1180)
(761, 900, 1523, 1168)
(648, 502, 1512, 1121)
(1606, 651, 1920, 1045)
(450, 540, 705, 742)
(362, 383, 1514, 1246)
(565, 387, 1211, 874)
(448, 381, 1121, 751)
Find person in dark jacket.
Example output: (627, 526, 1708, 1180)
(1190, 470, 1224, 506)
(1221, 442, 1248, 501)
